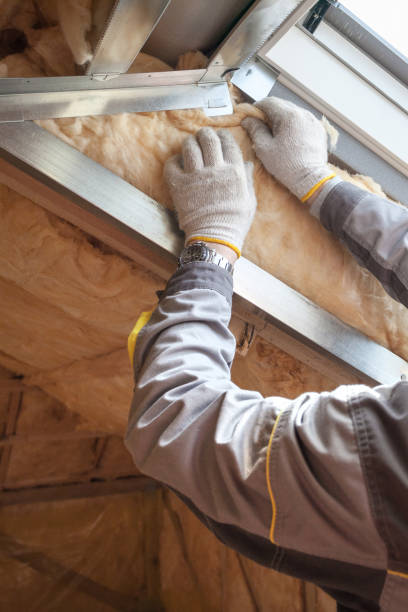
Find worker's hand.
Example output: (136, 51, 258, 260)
(164, 127, 257, 257)
(242, 97, 335, 202)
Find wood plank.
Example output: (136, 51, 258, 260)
(0, 430, 111, 446)
(0, 379, 31, 394)
(0, 530, 141, 611)
(0, 475, 157, 506)
(91, 436, 109, 471)
(142, 488, 165, 611)
(0, 392, 22, 488)
(3, 467, 142, 490)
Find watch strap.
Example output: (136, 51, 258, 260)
(178, 241, 234, 275)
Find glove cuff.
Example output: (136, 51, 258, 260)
(298, 171, 337, 202)
(186, 234, 242, 258)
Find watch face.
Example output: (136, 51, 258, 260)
(179, 242, 233, 274)
(186, 243, 209, 263)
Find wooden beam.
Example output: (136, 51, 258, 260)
(4, 467, 142, 490)
(0, 430, 112, 446)
(0, 379, 31, 394)
(91, 436, 109, 471)
(142, 488, 165, 610)
(0, 530, 142, 611)
(0, 392, 22, 488)
(0, 475, 157, 506)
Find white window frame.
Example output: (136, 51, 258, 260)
(256, 2, 408, 186)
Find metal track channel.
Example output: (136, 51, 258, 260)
(86, 0, 171, 78)
(0, 72, 233, 121)
(0, 121, 406, 386)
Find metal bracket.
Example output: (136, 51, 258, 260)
(90, 73, 122, 81)
(231, 57, 278, 101)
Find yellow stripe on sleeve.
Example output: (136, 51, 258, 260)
(301, 173, 336, 202)
(127, 310, 153, 368)
(388, 569, 408, 580)
(265, 409, 286, 544)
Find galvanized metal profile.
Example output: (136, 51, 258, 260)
(0, 121, 182, 280)
(86, 0, 171, 78)
(324, 3, 408, 87)
(142, 0, 254, 67)
(0, 71, 233, 121)
(202, 0, 317, 81)
(0, 121, 407, 386)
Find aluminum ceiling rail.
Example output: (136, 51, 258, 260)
(0, 0, 318, 120)
(202, 0, 317, 81)
(0, 71, 232, 121)
(0, 121, 407, 386)
(86, 0, 171, 78)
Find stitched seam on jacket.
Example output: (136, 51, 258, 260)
(272, 391, 388, 567)
(380, 573, 394, 612)
(349, 397, 393, 559)
(274, 546, 285, 572)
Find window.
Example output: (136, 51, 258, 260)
(340, 0, 407, 59)
(255, 0, 408, 203)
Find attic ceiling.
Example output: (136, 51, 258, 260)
(0, 0, 407, 504)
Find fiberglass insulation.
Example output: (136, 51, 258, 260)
(0, 0, 407, 434)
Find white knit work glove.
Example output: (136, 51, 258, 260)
(242, 97, 335, 202)
(164, 127, 257, 257)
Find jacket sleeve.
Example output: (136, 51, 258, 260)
(310, 178, 408, 308)
(125, 262, 288, 540)
(125, 261, 393, 574)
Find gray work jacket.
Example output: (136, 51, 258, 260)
(126, 180, 408, 612)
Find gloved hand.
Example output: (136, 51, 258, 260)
(242, 97, 335, 202)
(164, 127, 257, 257)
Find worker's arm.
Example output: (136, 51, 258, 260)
(126, 128, 278, 537)
(243, 98, 408, 308)
(125, 251, 389, 567)
(126, 261, 287, 538)
(126, 127, 408, 609)
(126, 126, 390, 572)
(126, 253, 405, 608)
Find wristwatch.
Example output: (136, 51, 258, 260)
(178, 241, 234, 275)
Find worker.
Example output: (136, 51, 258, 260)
(125, 97, 408, 612)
